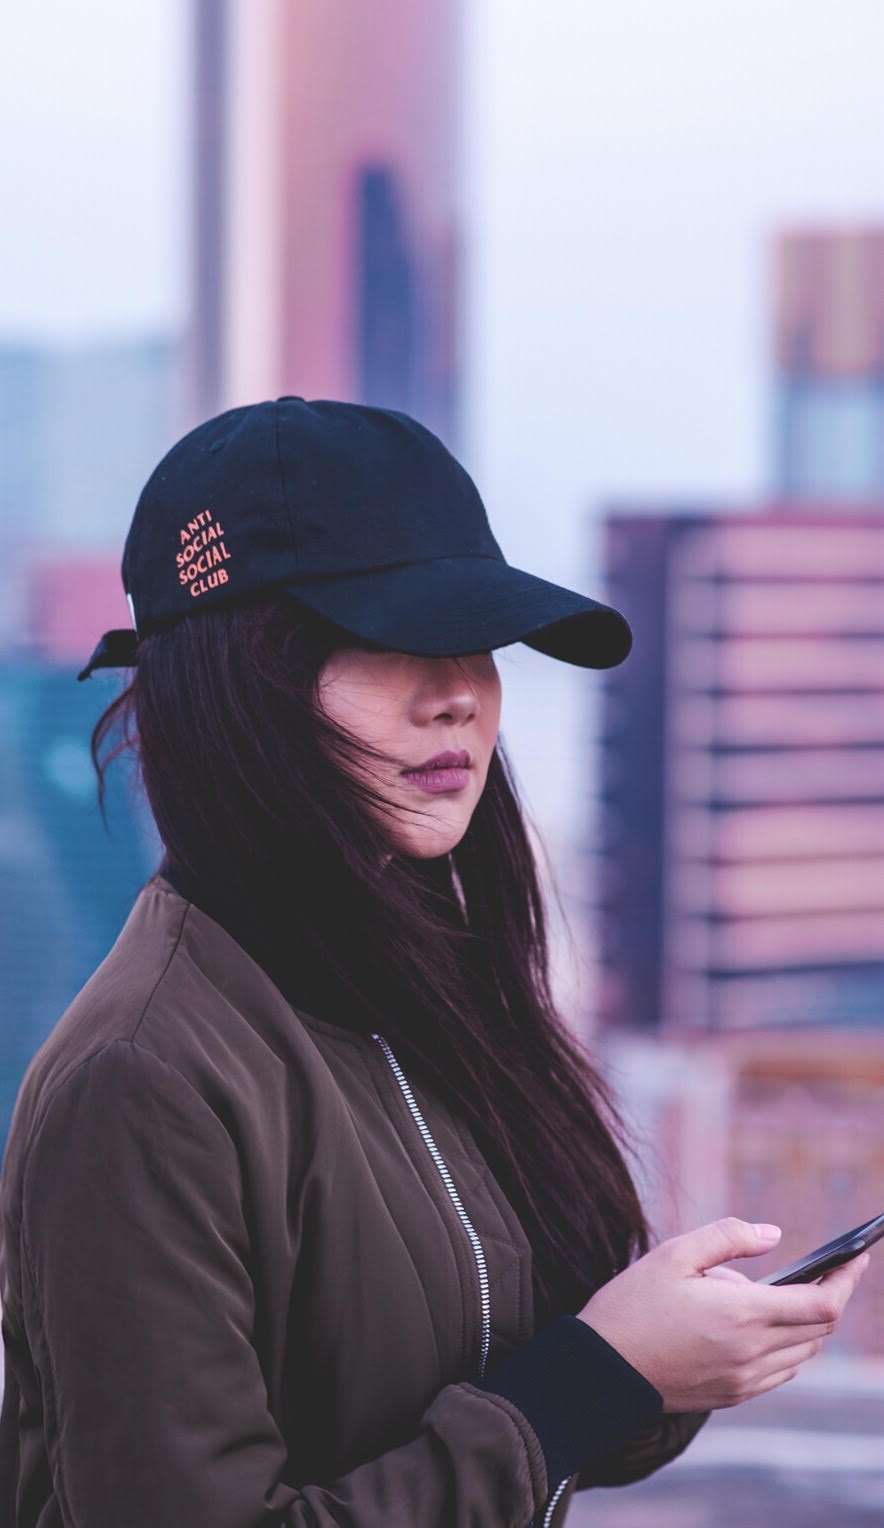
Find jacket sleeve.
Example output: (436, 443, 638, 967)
(19, 1038, 662, 1528)
(573, 1406, 712, 1488)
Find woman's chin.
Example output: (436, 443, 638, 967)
(391, 818, 470, 860)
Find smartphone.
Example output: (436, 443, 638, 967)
(755, 1211, 884, 1286)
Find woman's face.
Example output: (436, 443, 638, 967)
(317, 646, 501, 859)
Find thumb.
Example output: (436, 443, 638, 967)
(676, 1216, 781, 1273)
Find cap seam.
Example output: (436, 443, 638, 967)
(274, 399, 299, 573)
(278, 552, 507, 586)
(418, 600, 613, 633)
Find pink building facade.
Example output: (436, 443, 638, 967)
(190, 0, 463, 451)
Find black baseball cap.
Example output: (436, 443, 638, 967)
(77, 396, 632, 680)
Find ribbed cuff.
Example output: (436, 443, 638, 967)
(475, 1313, 663, 1489)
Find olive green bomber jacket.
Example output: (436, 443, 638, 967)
(0, 870, 709, 1526)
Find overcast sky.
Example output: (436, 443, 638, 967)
(1, 1, 187, 338)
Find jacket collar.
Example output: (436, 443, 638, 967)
(156, 851, 316, 1018)
(155, 850, 380, 1035)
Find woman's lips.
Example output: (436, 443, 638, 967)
(401, 765, 472, 794)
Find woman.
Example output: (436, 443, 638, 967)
(0, 399, 866, 1527)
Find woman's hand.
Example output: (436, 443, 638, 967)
(577, 1217, 870, 1414)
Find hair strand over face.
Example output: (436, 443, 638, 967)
(87, 591, 654, 1326)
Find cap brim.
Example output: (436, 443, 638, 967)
(278, 556, 632, 670)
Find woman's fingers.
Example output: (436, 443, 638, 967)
(702, 1266, 750, 1283)
(747, 1363, 803, 1398)
(757, 1334, 825, 1373)
(757, 1253, 869, 1327)
(760, 1323, 833, 1353)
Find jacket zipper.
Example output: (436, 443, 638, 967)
(371, 1033, 571, 1528)
(539, 1475, 571, 1527)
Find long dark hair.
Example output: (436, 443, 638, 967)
(88, 589, 653, 1327)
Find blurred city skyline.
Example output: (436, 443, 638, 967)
(3, 0, 884, 523)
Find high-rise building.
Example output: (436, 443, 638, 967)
(0, 335, 180, 1158)
(0, 654, 161, 1159)
(0, 336, 181, 655)
(594, 507, 884, 1034)
(0, 337, 181, 550)
(593, 506, 884, 1357)
(592, 229, 884, 1361)
(191, 0, 463, 451)
(774, 226, 884, 499)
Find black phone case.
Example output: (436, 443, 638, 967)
(755, 1211, 884, 1286)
